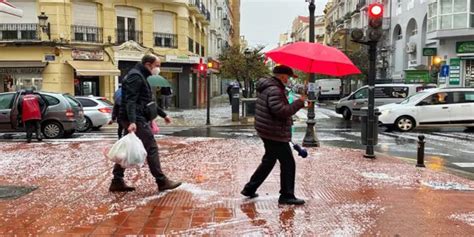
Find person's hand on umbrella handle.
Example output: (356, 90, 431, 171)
(128, 123, 137, 133)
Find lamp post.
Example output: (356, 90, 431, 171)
(38, 12, 51, 40)
(303, 0, 320, 147)
(380, 47, 388, 80)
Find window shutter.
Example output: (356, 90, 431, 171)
(72, 2, 97, 26)
(0, 0, 37, 23)
(153, 11, 175, 34)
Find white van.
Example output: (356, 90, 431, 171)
(378, 88, 474, 132)
(315, 79, 341, 100)
(335, 83, 436, 120)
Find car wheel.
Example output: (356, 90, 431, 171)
(42, 121, 64, 139)
(77, 117, 92, 132)
(342, 107, 352, 120)
(395, 116, 415, 132)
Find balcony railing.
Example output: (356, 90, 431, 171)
(189, 0, 211, 21)
(0, 24, 40, 41)
(71, 25, 103, 43)
(116, 29, 143, 44)
(153, 32, 178, 48)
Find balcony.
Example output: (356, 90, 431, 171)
(0, 24, 40, 41)
(153, 33, 178, 48)
(71, 25, 103, 43)
(189, 0, 210, 22)
(116, 29, 143, 44)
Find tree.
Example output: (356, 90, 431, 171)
(346, 48, 369, 82)
(219, 45, 270, 98)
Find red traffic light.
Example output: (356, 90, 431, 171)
(368, 3, 383, 18)
(199, 64, 205, 71)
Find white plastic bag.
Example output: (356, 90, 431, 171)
(106, 132, 147, 168)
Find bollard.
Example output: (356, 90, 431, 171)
(416, 135, 426, 167)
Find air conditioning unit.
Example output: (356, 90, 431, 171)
(406, 42, 417, 54)
(408, 60, 418, 67)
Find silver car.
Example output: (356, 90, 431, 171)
(75, 96, 113, 132)
(335, 84, 436, 120)
(0, 91, 85, 138)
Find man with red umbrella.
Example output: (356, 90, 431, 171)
(241, 65, 306, 205)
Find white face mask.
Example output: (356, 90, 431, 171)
(151, 67, 161, 75)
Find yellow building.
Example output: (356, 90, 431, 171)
(0, 0, 221, 108)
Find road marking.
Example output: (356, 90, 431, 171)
(452, 163, 474, 168)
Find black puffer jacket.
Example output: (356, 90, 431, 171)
(119, 63, 166, 123)
(254, 77, 304, 142)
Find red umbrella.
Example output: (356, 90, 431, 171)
(265, 42, 361, 76)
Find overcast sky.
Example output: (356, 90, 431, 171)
(241, 0, 328, 51)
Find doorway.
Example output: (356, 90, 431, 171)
(75, 76, 99, 96)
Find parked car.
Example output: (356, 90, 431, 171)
(335, 83, 436, 120)
(314, 79, 341, 100)
(0, 91, 84, 138)
(378, 88, 474, 132)
(75, 96, 113, 132)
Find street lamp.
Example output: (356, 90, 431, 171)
(302, 0, 320, 147)
(38, 12, 51, 40)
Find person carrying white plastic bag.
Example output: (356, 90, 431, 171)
(107, 132, 147, 168)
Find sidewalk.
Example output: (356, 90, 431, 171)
(0, 137, 473, 235)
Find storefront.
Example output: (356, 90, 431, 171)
(456, 41, 474, 88)
(0, 61, 47, 92)
(163, 55, 201, 109)
(68, 49, 120, 97)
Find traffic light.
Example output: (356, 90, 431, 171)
(367, 3, 384, 42)
(197, 58, 207, 75)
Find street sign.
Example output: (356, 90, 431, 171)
(449, 58, 461, 86)
(423, 48, 437, 56)
(440, 65, 449, 77)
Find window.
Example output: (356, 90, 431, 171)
(188, 38, 194, 52)
(116, 6, 139, 43)
(195, 42, 200, 54)
(64, 95, 81, 108)
(428, 2, 438, 31)
(72, 0, 100, 42)
(354, 88, 368, 99)
(97, 98, 114, 106)
(43, 95, 60, 106)
(0, 93, 14, 110)
(439, 0, 469, 29)
(153, 11, 177, 48)
(374, 87, 409, 99)
(420, 92, 450, 105)
(462, 91, 474, 102)
(76, 98, 98, 107)
(201, 46, 205, 57)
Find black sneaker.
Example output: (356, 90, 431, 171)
(240, 189, 258, 198)
(278, 197, 305, 205)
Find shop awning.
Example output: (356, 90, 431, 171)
(67, 61, 120, 76)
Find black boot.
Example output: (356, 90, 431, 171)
(278, 196, 305, 205)
(158, 178, 182, 192)
(240, 189, 259, 198)
(109, 179, 135, 192)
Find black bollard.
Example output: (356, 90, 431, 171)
(416, 135, 426, 168)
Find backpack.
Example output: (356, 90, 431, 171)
(114, 88, 122, 105)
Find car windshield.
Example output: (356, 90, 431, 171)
(64, 95, 81, 108)
(97, 98, 114, 106)
(400, 92, 429, 104)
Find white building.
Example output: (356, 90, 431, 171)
(390, 0, 474, 87)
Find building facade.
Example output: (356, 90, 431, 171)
(290, 15, 325, 43)
(390, 0, 474, 87)
(0, 0, 235, 109)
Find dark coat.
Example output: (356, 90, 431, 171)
(119, 63, 167, 123)
(254, 77, 304, 142)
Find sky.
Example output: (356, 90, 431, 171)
(241, 0, 328, 51)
